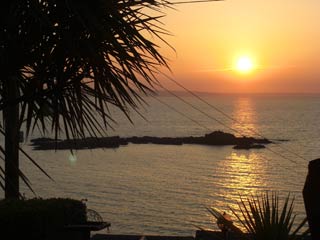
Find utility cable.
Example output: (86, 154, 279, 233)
(152, 95, 212, 131)
(154, 81, 299, 164)
(161, 73, 308, 161)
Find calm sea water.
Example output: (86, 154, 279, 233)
(2, 94, 320, 235)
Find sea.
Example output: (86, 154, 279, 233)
(1, 93, 320, 236)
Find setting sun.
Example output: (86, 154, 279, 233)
(235, 56, 254, 73)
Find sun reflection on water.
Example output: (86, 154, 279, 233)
(224, 152, 266, 195)
(231, 97, 258, 137)
(206, 97, 269, 216)
(210, 151, 268, 215)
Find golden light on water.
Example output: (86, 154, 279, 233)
(221, 152, 265, 230)
(231, 97, 257, 136)
(225, 152, 264, 196)
(210, 150, 267, 225)
(210, 97, 264, 211)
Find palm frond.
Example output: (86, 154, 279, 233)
(0, 0, 221, 197)
(1, 0, 172, 141)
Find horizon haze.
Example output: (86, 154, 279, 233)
(156, 0, 320, 94)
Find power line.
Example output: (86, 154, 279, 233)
(153, 91, 298, 164)
(154, 80, 301, 164)
(161, 73, 308, 162)
(152, 95, 212, 131)
(153, 89, 294, 164)
(156, 83, 242, 135)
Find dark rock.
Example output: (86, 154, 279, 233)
(233, 144, 266, 150)
(31, 131, 272, 150)
(204, 131, 237, 145)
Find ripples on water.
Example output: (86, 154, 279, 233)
(1, 94, 320, 235)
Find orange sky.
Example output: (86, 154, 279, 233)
(155, 0, 320, 93)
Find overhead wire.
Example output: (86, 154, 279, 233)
(153, 80, 300, 164)
(160, 73, 308, 162)
(152, 95, 212, 131)
(156, 84, 243, 135)
(153, 0, 305, 163)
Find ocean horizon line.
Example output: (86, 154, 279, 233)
(155, 90, 320, 97)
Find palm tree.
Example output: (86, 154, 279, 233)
(0, 0, 171, 199)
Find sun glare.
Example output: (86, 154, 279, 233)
(235, 56, 254, 73)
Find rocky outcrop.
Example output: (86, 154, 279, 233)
(31, 131, 272, 150)
(233, 144, 266, 149)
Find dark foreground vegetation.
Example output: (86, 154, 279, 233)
(0, 198, 87, 240)
(206, 192, 310, 240)
(1, 0, 171, 199)
(31, 131, 271, 150)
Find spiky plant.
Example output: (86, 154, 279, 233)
(208, 193, 309, 240)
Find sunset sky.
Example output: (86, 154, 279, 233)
(156, 0, 320, 93)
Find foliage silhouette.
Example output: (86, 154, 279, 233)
(208, 193, 309, 240)
(0, 0, 172, 198)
